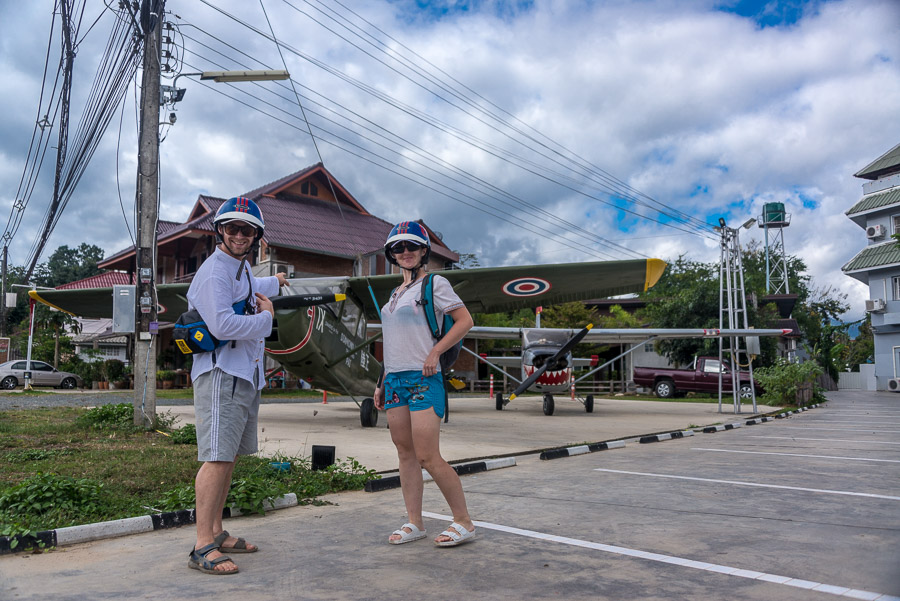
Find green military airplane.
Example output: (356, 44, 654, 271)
(30, 258, 667, 426)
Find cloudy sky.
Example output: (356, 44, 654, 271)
(1, 0, 898, 320)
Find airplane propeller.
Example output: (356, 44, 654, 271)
(507, 323, 593, 403)
(272, 293, 346, 310)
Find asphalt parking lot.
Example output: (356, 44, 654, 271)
(2, 390, 898, 600)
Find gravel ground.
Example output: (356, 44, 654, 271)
(0, 391, 355, 411)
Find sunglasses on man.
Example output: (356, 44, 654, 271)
(390, 241, 424, 254)
(223, 223, 258, 237)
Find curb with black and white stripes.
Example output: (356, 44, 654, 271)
(538, 402, 826, 460)
(364, 457, 516, 492)
(0, 457, 517, 554)
(0, 493, 302, 556)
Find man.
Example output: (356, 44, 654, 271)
(186, 196, 288, 575)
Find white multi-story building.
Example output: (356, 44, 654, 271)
(842, 143, 900, 391)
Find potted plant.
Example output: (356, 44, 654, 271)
(157, 370, 176, 389)
(105, 359, 125, 389)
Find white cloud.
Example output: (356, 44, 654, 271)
(0, 0, 897, 322)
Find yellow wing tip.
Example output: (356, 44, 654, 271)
(28, 290, 76, 316)
(586, 323, 594, 330)
(645, 258, 667, 291)
(335, 293, 347, 301)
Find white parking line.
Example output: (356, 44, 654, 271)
(592, 468, 900, 501)
(422, 510, 899, 600)
(777, 426, 900, 434)
(750, 436, 900, 446)
(797, 422, 900, 427)
(691, 448, 900, 463)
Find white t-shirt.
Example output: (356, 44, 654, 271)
(381, 275, 464, 374)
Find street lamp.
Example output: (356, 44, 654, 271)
(162, 70, 290, 105)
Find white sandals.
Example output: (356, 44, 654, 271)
(435, 522, 476, 547)
(389, 523, 427, 545)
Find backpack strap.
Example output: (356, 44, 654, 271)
(419, 273, 442, 339)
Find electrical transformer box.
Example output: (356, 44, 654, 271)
(112, 285, 135, 333)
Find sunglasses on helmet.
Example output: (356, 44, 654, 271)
(223, 223, 258, 237)
(390, 241, 424, 254)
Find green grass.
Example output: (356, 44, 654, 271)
(0, 405, 378, 545)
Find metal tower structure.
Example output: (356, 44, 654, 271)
(717, 220, 757, 414)
(758, 202, 792, 294)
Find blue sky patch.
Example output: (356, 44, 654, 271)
(398, 0, 535, 22)
(715, 0, 827, 28)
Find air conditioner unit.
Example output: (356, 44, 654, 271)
(866, 298, 886, 313)
(866, 224, 886, 239)
(889, 378, 900, 392)
(272, 262, 294, 278)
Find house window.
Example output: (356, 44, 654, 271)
(369, 254, 377, 276)
(893, 214, 900, 235)
(892, 276, 900, 301)
(301, 182, 318, 196)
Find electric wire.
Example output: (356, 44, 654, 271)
(186, 2, 715, 246)
(172, 21, 665, 255)
(306, 0, 712, 233)
(178, 46, 644, 259)
(23, 1, 143, 279)
(177, 75, 619, 261)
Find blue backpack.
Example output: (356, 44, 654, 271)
(173, 271, 254, 355)
(418, 274, 462, 372)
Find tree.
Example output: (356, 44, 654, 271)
(845, 316, 874, 369)
(3, 243, 104, 361)
(637, 248, 846, 370)
(637, 256, 722, 366)
(40, 243, 105, 287)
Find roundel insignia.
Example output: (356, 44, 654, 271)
(501, 277, 551, 297)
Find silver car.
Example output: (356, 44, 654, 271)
(0, 360, 83, 389)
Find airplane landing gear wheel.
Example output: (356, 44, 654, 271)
(542, 393, 555, 416)
(360, 397, 378, 427)
(585, 394, 594, 413)
(495, 392, 504, 411)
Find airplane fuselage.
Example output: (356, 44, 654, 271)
(265, 294, 381, 397)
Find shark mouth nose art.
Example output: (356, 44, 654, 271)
(524, 364, 572, 385)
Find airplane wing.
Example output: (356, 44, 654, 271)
(30, 283, 191, 319)
(462, 326, 790, 342)
(348, 258, 667, 319)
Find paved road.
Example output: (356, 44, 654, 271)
(2, 390, 897, 600)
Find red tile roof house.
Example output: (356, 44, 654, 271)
(62, 163, 466, 383)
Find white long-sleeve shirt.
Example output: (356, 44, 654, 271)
(187, 247, 280, 389)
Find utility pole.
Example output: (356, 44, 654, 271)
(1, 245, 7, 338)
(133, 1, 164, 427)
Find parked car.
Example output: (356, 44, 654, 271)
(633, 356, 758, 399)
(0, 360, 83, 389)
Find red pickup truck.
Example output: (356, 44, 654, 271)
(633, 356, 757, 399)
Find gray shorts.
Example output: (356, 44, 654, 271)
(193, 368, 260, 462)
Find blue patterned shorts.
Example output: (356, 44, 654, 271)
(384, 371, 445, 418)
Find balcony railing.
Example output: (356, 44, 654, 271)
(172, 272, 196, 284)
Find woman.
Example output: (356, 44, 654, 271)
(374, 221, 477, 547)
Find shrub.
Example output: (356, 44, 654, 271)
(170, 423, 197, 445)
(0, 472, 103, 516)
(104, 359, 125, 382)
(754, 360, 823, 406)
(75, 403, 134, 430)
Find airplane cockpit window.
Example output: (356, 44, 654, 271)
(285, 279, 346, 319)
(341, 299, 362, 337)
(523, 329, 571, 348)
